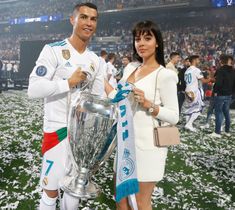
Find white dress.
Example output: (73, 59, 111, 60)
(119, 62, 179, 182)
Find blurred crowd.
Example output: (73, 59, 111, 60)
(0, 0, 186, 22)
(0, 22, 234, 69)
(0, 33, 68, 61)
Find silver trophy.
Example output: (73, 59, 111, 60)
(61, 90, 117, 199)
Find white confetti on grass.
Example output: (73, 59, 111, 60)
(0, 91, 235, 209)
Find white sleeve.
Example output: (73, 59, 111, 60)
(113, 67, 117, 75)
(106, 63, 112, 75)
(156, 71, 179, 125)
(196, 69, 204, 80)
(100, 60, 108, 80)
(103, 63, 108, 80)
(27, 45, 70, 99)
(91, 61, 105, 96)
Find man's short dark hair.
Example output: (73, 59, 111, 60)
(189, 55, 200, 63)
(108, 53, 116, 61)
(170, 52, 180, 59)
(122, 55, 132, 62)
(73, 2, 98, 14)
(100, 50, 107, 57)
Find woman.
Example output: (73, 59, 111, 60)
(106, 20, 179, 210)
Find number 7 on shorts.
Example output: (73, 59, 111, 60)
(45, 160, 54, 176)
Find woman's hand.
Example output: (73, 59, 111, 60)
(133, 88, 151, 109)
(133, 87, 160, 116)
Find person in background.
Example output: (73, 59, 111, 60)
(0, 59, 2, 72)
(0, 59, 3, 93)
(210, 54, 235, 138)
(166, 52, 181, 74)
(6, 60, 13, 81)
(12, 61, 19, 81)
(200, 69, 217, 130)
(177, 57, 190, 114)
(107, 52, 117, 88)
(183, 55, 211, 132)
(99, 49, 108, 80)
(122, 55, 132, 68)
(115, 55, 132, 82)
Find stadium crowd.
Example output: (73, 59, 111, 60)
(0, 0, 186, 22)
(0, 22, 234, 66)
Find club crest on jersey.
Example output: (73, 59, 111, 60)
(36, 65, 47, 76)
(62, 49, 71, 60)
(90, 63, 95, 72)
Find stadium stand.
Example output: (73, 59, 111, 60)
(0, 0, 234, 84)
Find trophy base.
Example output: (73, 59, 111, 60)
(61, 176, 100, 199)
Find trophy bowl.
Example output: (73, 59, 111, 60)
(61, 91, 117, 199)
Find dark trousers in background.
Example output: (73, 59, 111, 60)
(178, 91, 185, 113)
(205, 96, 215, 124)
(214, 95, 232, 134)
(0, 79, 2, 93)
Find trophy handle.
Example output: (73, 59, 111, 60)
(92, 123, 117, 173)
(80, 70, 93, 92)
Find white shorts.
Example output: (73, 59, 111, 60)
(40, 137, 69, 190)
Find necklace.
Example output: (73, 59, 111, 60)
(134, 64, 160, 82)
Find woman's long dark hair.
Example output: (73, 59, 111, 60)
(132, 20, 165, 67)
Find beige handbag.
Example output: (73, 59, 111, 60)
(152, 69, 180, 147)
(153, 125, 180, 147)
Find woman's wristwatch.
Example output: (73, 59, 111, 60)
(148, 103, 158, 114)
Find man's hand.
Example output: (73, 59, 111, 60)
(68, 67, 87, 88)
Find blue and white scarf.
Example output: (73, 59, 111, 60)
(111, 82, 139, 204)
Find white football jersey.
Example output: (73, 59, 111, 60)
(28, 39, 104, 132)
(184, 66, 203, 92)
(107, 61, 117, 88)
(99, 56, 108, 80)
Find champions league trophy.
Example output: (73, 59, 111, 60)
(61, 70, 117, 199)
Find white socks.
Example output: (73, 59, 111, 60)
(61, 192, 80, 210)
(39, 191, 80, 210)
(39, 191, 57, 210)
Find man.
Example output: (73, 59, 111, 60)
(121, 55, 131, 68)
(106, 52, 117, 88)
(166, 52, 181, 74)
(183, 55, 211, 132)
(99, 50, 108, 80)
(177, 57, 190, 113)
(210, 54, 235, 138)
(115, 55, 131, 82)
(6, 60, 13, 81)
(0, 59, 2, 93)
(12, 62, 19, 81)
(28, 3, 103, 210)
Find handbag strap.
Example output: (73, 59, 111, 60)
(152, 66, 163, 127)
